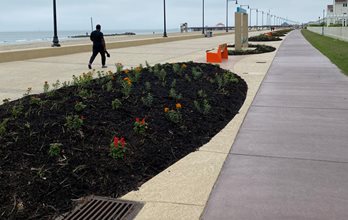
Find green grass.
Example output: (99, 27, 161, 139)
(302, 29, 348, 76)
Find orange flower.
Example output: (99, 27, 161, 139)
(123, 77, 131, 82)
(164, 107, 169, 113)
(176, 103, 182, 109)
(124, 69, 130, 74)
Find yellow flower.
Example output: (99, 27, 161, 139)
(124, 69, 130, 74)
(181, 64, 187, 69)
(164, 107, 169, 113)
(176, 103, 182, 109)
(127, 81, 132, 85)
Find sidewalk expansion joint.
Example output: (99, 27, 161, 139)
(137, 200, 204, 207)
(198, 149, 230, 155)
(230, 153, 348, 164)
(251, 104, 348, 111)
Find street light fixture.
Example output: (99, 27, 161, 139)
(163, 0, 167, 37)
(226, 0, 238, 32)
(52, 0, 60, 47)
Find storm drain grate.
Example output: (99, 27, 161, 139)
(63, 196, 144, 220)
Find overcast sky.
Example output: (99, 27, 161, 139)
(0, 0, 332, 32)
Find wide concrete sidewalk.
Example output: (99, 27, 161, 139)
(202, 30, 348, 219)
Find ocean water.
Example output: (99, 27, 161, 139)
(0, 29, 179, 45)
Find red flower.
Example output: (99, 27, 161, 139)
(136, 118, 140, 123)
(120, 137, 126, 148)
(113, 137, 119, 148)
(141, 118, 145, 125)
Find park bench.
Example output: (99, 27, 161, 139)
(206, 43, 228, 63)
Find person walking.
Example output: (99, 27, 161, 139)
(88, 24, 107, 69)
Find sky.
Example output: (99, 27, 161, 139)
(0, 0, 332, 32)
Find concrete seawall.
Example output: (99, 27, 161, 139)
(0, 32, 232, 63)
(307, 27, 348, 42)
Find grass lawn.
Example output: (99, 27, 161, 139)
(302, 29, 348, 76)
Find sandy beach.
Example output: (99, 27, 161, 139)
(0, 31, 210, 52)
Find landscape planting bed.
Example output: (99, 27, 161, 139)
(0, 62, 247, 219)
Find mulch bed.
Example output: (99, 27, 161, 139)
(248, 34, 282, 42)
(227, 44, 276, 55)
(0, 62, 247, 219)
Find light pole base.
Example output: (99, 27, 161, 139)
(52, 36, 60, 47)
(52, 42, 61, 47)
(163, 32, 168, 37)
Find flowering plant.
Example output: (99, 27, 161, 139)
(115, 63, 123, 73)
(110, 136, 126, 159)
(133, 118, 148, 134)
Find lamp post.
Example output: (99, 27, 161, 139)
(261, 11, 264, 29)
(226, 0, 238, 32)
(202, 0, 205, 34)
(322, 9, 325, 35)
(52, 0, 60, 47)
(163, 0, 167, 37)
(250, 8, 258, 28)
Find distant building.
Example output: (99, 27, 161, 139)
(215, 23, 225, 28)
(327, 0, 348, 26)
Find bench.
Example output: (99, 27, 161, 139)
(206, 43, 228, 63)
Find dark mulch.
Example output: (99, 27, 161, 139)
(0, 62, 247, 219)
(227, 44, 276, 55)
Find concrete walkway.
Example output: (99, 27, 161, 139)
(202, 30, 348, 219)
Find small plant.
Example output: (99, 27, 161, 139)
(11, 104, 24, 118)
(145, 61, 151, 68)
(0, 118, 9, 137)
(48, 143, 62, 157)
(153, 64, 161, 74)
(105, 80, 113, 92)
(52, 80, 61, 90)
(110, 136, 126, 159)
(184, 74, 192, 82)
(145, 82, 151, 91)
(23, 87, 32, 96)
(172, 63, 182, 75)
(165, 109, 182, 124)
(111, 99, 122, 110)
(121, 78, 132, 98)
(170, 79, 177, 88)
(133, 118, 148, 135)
(29, 96, 42, 106)
(43, 81, 50, 93)
(194, 99, 211, 115)
(72, 72, 94, 86)
(158, 69, 167, 83)
(142, 93, 153, 107)
(192, 67, 203, 80)
(74, 102, 87, 112)
(197, 90, 207, 98)
(223, 71, 239, 84)
(169, 88, 182, 100)
(2, 98, 11, 104)
(78, 89, 93, 99)
(65, 115, 84, 131)
(115, 63, 123, 73)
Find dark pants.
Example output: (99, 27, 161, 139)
(89, 47, 106, 66)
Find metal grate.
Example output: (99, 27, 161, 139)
(62, 196, 144, 220)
